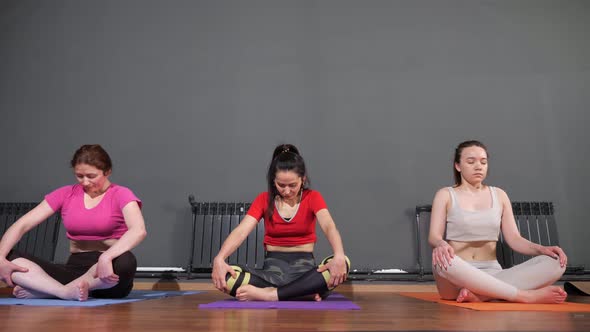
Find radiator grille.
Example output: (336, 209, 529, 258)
(0, 202, 61, 262)
(188, 200, 265, 278)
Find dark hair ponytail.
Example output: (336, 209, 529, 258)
(265, 144, 309, 220)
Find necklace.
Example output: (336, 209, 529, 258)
(277, 189, 302, 206)
(276, 190, 303, 221)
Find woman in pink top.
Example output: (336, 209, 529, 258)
(429, 140, 567, 304)
(0, 145, 147, 300)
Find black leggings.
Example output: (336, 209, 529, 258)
(225, 252, 350, 300)
(7, 249, 137, 298)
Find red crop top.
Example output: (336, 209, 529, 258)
(246, 190, 328, 246)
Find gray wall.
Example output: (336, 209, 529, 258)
(1, 0, 589, 271)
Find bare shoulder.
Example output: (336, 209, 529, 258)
(491, 186, 510, 201)
(431, 187, 452, 210)
(433, 187, 451, 201)
(491, 187, 513, 213)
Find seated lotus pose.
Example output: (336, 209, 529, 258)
(429, 140, 567, 304)
(0, 144, 147, 301)
(211, 144, 350, 301)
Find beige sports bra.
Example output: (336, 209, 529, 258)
(445, 186, 502, 242)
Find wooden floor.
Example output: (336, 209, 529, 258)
(2, 280, 590, 332)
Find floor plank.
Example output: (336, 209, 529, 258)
(1, 281, 590, 332)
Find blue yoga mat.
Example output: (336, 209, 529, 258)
(199, 292, 360, 310)
(0, 290, 201, 307)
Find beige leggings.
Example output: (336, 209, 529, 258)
(433, 255, 565, 301)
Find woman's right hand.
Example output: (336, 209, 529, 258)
(432, 240, 454, 270)
(211, 257, 235, 292)
(0, 257, 29, 287)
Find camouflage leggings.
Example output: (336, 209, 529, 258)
(241, 251, 317, 287)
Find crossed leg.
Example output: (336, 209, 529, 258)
(10, 258, 118, 301)
(434, 255, 566, 304)
(226, 255, 350, 301)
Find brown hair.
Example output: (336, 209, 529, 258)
(453, 140, 488, 186)
(70, 144, 112, 174)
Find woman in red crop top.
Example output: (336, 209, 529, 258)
(429, 140, 567, 304)
(0, 145, 147, 301)
(212, 144, 350, 301)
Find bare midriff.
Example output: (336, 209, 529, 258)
(449, 240, 497, 261)
(70, 239, 118, 253)
(266, 242, 314, 253)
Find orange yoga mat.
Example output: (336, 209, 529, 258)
(399, 292, 590, 312)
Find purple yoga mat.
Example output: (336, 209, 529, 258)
(199, 293, 360, 310)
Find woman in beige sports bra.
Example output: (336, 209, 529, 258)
(428, 140, 567, 303)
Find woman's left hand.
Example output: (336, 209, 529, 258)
(317, 255, 347, 288)
(95, 256, 120, 285)
(539, 245, 567, 268)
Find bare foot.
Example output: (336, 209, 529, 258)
(314, 293, 322, 302)
(235, 285, 278, 301)
(76, 281, 90, 301)
(12, 286, 52, 299)
(519, 286, 567, 304)
(61, 281, 89, 301)
(456, 288, 490, 303)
